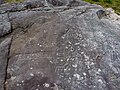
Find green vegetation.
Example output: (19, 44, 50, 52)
(84, 0, 120, 14)
(5, 0, 24, 3)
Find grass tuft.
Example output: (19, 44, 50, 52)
(5, 0, 24, 3)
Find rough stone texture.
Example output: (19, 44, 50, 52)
(0, 0, 44, 14)
(0, 0, 89, 14)
(0, 38, 12, 90)
(0, 13, 11, 37)
(7, 12, 59, 90)
(9, 11, 43, 30)
(67, 0, 89, 7)
(0, 0, 4, 5)
(47, 0, 67, 6)
(0, 0, 120, 90)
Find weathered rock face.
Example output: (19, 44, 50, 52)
(0, 0, 120, 90)
(0, 0, 4, 5)
(0, 38, 12, 90)
(0, 13, 11, 37)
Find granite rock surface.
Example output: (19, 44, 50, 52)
(0, 0, 120, 90)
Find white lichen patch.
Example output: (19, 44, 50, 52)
(22, 80, 24, 83)
(90, 62, 95, 65)
(81, 52, 84, 54)
(27, 56, 30, 59)
(65, 46, 68, 49)
(85, 61, 91, 69)
(74, 42, 80, 45)
(37, 43, 42, 47)
(16, 83, 21, 86)
(98, 69, 101, 72)
(30, 73, 34, 76)
(30, 67, 33, 70)
(44, 83, 50, 88)
(79, 77, 84, 80)
(72, 64, 77, 68)
(32, 60, 35, 62)
(37, 85, 40, 87)
(67, 58, 69, 61)
(60, 59, 64, 62)
(62, 36, 65, 39)
(50, 60, 53, 63)
(68, 41, 72, 44)
(98, 79, 103, 84)
(11, 76, 16, 80)
(84, 54, 89, 61)
(74, 73, 80, 79)
(83, 72, 87, 76)
(39, 45, 42, 47)
(51, 83, 59, 90)
(38, 72, 40, 74)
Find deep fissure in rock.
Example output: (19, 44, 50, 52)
(3, 37, 13, 90)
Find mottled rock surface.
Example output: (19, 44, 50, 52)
(0, 38, 12, 90)
(0, 13, 11, 37)
(0, 0, 120, 90)
(0, 0, 4, 5)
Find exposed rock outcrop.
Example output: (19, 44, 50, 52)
(0, 0, 120, 90)
(0, 38, 12, 90)
(0, 13, 11, 37)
